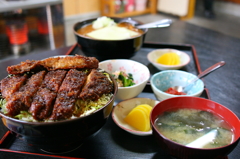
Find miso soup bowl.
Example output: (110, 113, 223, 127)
(73, 17, 147, 61)
(150, 96, 240, 159)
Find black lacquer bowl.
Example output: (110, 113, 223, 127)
(73, 17, 148, 61)
(0, 73, 118, 153)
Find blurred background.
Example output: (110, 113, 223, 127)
(0, 0, 239, 61)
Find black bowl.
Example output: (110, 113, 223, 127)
(73, 17, 148, 61)
(0, 73, 118, 153)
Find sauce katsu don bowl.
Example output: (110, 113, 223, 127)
(73, 16, 148, 61)
(0, 55, 118, 153)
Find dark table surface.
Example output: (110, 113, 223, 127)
(0, 19, 240, 159)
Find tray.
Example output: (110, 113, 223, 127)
(0, 42, 218, 159)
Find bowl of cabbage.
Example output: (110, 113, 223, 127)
(73, 16, 148, 61)
(150, 96, 240, 159)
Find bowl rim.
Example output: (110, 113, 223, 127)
(73, 17, 148, 41)
(0, 56, 118, 125)
(112, 97, 159, 136)
(150, 96, 240, 150)
(150, 70, 204, 97)
(99, 59, 150, 89)
(147, 48, 191, 68)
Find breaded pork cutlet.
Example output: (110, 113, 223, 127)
(7, 55, 99, 75)
(5, 71, 46, 116)
(0, 75, 28, 101)
(6, 60, 43, 75)
(29, 70, 67, 120)
(39, 55, 99, 71)
(79, 69, 113, 101)
(50, 69, 88, 120)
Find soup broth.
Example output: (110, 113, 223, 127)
(76, 22, 144, 40)
(154, 108, 234, 149)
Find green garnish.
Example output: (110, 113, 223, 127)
(113, 71, 135, 87)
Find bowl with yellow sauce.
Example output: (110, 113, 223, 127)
(73, 16, 147, 61)
(147, 49, 190, 70)
(112, 98, 159, 136)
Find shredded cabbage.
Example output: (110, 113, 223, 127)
(0, 94, 113, 122)
(15, 111, 37, 122)
(92, 16, 116, 29)
(0, 98, 7, 114)
(74, 94, 113, 117)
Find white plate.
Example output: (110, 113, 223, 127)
(112, 97, 159, 136)
(147, 48, 190, 70)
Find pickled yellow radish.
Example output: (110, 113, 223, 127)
(124, 104, 153, 132)
(156, 52, 180, 65)
(135, 105, 149, 115)
(124, 108, 149, 131)
(136, 104, 152, 117)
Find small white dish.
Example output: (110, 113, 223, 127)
(112, 98, 159, 136)
(99, 59, 150, 100)
(147, 48, 190, 70)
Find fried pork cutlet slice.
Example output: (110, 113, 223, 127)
(39, 55, 99, 71)
(50, 69, 87, 120)
(41, 70, 67, 92)
(5, 71, 46, 116)
(7, 60, 43, 75)
(29, 70, 67, 120)
(79, 69, 113, 101)
(0, 75, 27, 101)
(7, 55, 99, 75)
(30, 88, 57, 121)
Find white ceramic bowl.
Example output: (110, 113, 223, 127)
(99, 59, 150, 100)
(112, 98, 159, 136)
(147, 48, 190, 70)
(150, 70, 204, 101)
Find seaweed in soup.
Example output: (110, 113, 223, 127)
(154, 108, 234, 148)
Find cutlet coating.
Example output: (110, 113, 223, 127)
(79, 69, 113, 101)
(0, 75, 27, 100)
(41, 70, 67, 92)
(50, 69, 88, 120)
(30, 88, 57, 120)
(7, 55, 99, 75)
(29, 70, 67, 120)
(39, 55, 99, 71)
(7, 60, 43, 75)
(5, 71, 46, 116)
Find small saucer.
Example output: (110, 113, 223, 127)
(112, 97, 159, 136)
(147, 48, 190, 70)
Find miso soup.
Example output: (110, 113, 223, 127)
(154, 108, 234, 149)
